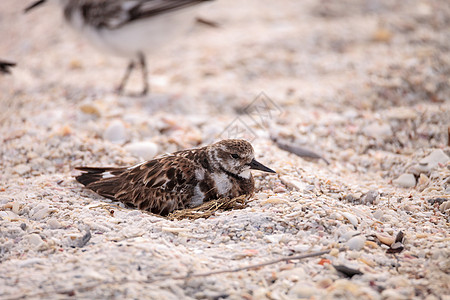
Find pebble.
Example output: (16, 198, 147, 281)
(342, 212, 359, 227)
(121, 227, 145, 238)
(103, 120, 127, 144)
(279, 176, 307, 191)
(18, 258, 45, 268)
(25, 234, 44, 247)
(79, 103, 101, 117)
(411, 149, 450, 175)
(288, 283, 318, 299)
(376, 233, 395, 246)
(47, 218, 61, 229)
(261, 197, 289, 205)
(381, 289, 408, 300)
(256, 192, 269, 200)
(439, 201, 450, 214)
(12, 202, 21, 215)
(420, 149, 449, 170)
(14, 164, 31, 175)
(0, 211, 20, 221)
(416, 174, 429, 191)
(124, 141, 158, 160)
(393, 173, 416, 188)
(292, 244, 310, 252)
(386, 107, 417, 120)
(346, 235, 366, 250)
(30, 204, 50, 220)
(316, 278, 333, 289)
(363, 122, 392, 139)
(360, 190, 379, 205)
(373, 209, 384, 220)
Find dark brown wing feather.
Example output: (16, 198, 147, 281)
(75, 154, 200, 215)
(69, 0, 212, 29)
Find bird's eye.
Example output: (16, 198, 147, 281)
(231, 154, 240, 159)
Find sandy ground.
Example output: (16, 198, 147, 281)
(1, 0, 449, 299)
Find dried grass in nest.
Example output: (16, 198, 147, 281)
(167, 194, 250, 220)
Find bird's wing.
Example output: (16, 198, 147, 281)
(76, 155, 198, 215)
(76, 0, 212, 29)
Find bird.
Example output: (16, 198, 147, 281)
(0, 60, 16, 74)
(24, 0, 214, 95)
(75, 139, 276, 216)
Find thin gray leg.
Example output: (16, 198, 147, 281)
(116, 60, 135, 95)
(138, 52, 149, 96)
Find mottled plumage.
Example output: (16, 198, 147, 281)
(25, 0, 213, 95)
(75, 139, 275, 216)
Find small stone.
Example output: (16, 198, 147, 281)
(386, 107, 417, 120)
(393, 173, 416, 188)
(376, 233, 395, 246)
(372, 27, 393, 42)
(273, 186, 287, 193)
(346, 235, 366, 250)
(416, 174, 429, 191)
(329, 248, 340, 257)
(342, 212, 359, 227)
(439, 201, 450, 214)
(256, 192, 268, 200)
(382, 289, 408, 299)
(316, 278, 333, 289)
(14, 164, 31, 175)
(288, 283, 318, 299)
(292, 244, 310, 252)
(363, 122, 392, 139)
(48, 218, 61, 229)
(365, 241, 378, 249)
(420, 149, 449, 170)
(25, 233, 44, 247)
(12, 202, 21, 215)
(360, 190, 379, 205)
(79, 103, 101, 117)
(122, 227, 145, 238)
(279, 176, 307, 191)
(124, 141, 158, 160)
(373, 209, 384, 220)
(103, 120, 127, 144)
(261, 197, 289, 205)
(30, 204, 50, 220)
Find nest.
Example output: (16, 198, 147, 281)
(167, 195, 250, 220)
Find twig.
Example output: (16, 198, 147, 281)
(171, 248, 344, 279)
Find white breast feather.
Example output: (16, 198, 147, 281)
(190, 185, 204, 207)
(211, 172, 232, 195)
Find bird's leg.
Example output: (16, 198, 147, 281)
(116, 60, 135, 95)
(138, 52, 149, 96)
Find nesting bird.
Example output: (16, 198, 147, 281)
(75, 139, 276, 215)
(25, 0, 214, 95)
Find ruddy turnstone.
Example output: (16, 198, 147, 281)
(25, 0, 213, 95)
(0, 60, 16, 74)
(75, 139, 276, 216)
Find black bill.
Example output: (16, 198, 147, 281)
(248, 159, 276, 173)
(24, 0, 46, 13)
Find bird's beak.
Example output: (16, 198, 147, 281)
(24, 0, 46, 13)
(248, 159, 276, 173)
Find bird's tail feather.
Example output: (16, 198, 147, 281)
(75, 167, 127, 198)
